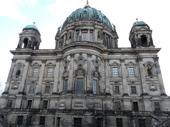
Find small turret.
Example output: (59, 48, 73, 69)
(129, 20, 154, 48)
(17, 23, 41, 50)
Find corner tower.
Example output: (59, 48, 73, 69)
(129, 20, 154, 48)
(17, 24, 41, 50)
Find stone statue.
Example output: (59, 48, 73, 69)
(58, 26, 61, 31)
(16, 69, 21, 78)
(147, 65, 153, 78)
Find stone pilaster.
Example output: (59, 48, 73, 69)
(18, 59, 32, 94)
(154, 56, 166, 96)
(67, 54, 74, 93)
(120, 59, 129, 96)
(4, 59, 16, 94)
(137, 56, 149, 96)
(86, 53, 93, 93)
(104, 59, 111, 95)
(88, 29, 90, 41)
(52, 58, 61, 95)
(36, 60, 46, 95)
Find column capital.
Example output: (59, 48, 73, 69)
(137, 56, 143, 62)
(70, 53, 75, 58)
(87, 53, 92, 58)
(153, 56, 159, 61)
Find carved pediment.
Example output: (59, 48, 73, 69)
(75, 68, 86, 76)
(110, 62, 120, 66)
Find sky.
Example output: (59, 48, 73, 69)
(0, 0, 170, 95)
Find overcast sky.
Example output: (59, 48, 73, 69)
(0, 0, 170, 95)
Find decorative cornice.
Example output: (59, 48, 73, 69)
(137, 56, 143, 62)
(153, 56, 159, 61)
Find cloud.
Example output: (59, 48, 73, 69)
(0, 0, 26, 21)
(24, 0, 37, 6)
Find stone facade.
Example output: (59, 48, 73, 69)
(0, 4, 170, 127)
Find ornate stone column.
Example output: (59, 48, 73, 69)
(52, 58, 61, 94)
(18, 59, 32, 94)
(4, 59, 16, 94)
(67, 54, 74, 93)
(120, 59, 128, 96)
(36, 60, 46, 94)
(104, 59, 111, 95)
(154, 56, 166, 96)
(88, 29, 90, 41)
(137, 56, 149, 95)
(86, 53, 93, 93)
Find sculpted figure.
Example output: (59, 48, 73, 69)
(147, 65, 153, 78)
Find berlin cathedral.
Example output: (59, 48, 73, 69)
(0, 1, 170, 127)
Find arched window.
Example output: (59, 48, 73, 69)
(76, 78, 84, 93)
(93, 79, 97, 94)
(94, 61, 98, 68)
(47, 68, 53, 77)
(23, 38, 28, 48)
(77, 33, 79, 41)
(141, 35, 147, 46)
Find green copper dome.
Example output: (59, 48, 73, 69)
(61, 6, 113, 30)
(133, 21, 149, 28)
(23, 24, 40, 34)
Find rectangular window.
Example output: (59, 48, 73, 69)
(45, 86, 50, 93)
(131, 86, 137, 94)
(29, 85, 35, 93)
(82, 33, 88, 41)
(17, 116, 23, 125)
(93, 80, 97, 94)
(7, 100, 13, 108)
(33, 68, 38, 77)
(128, 67, 134, 77)
(133, 102, 138, 111)
(154, 102, 161, 111)
(113, 67, 118, 77)
(74, 118, 82, 127)
(115, 101, 121, 111)
(43, 100, 48, 109)
(96, 118, 103, 127)
(65, 80, 68, 93)
(57, 117, 60, 127)
(39, 116, 45, 125)
(77, 33, 79, 41)
(139, 119, 146, 127)
(76, 78, 84, 93)
(47, 68, 53, 77)
(114, 86, 119, 94)
(27, 100, 32, 109)
(116, 118, 123, 127)
(90, 32, 93, 42)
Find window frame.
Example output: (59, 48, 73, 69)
(44, 86, 51, 93)
(90, 32, 93, 42)
(115, 101, 121, 111)
(112, 67, 118, 77)
(47, 67, 53, 77)
(154, 102, 161, 111)
(65, 79, 68, 93)
(128, 67, 135, 77)
(6, 100, 13, 108)
(93, 79, 98, 94)
(131, 86, 137, 94)
(116, 118, 123, 127)
(114, 86, 119, 94)
(76, 78, 84, 94)
(27, 100, 32, 109)
(39, 116, 45, 125)
(17, 116, 23, 125)
(29, 85, 35, 93)
(32, 67, 39, 77)
(74, 118, 82, 127)
(82, 32, 88, 41)
(42, 100, 48, 109)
